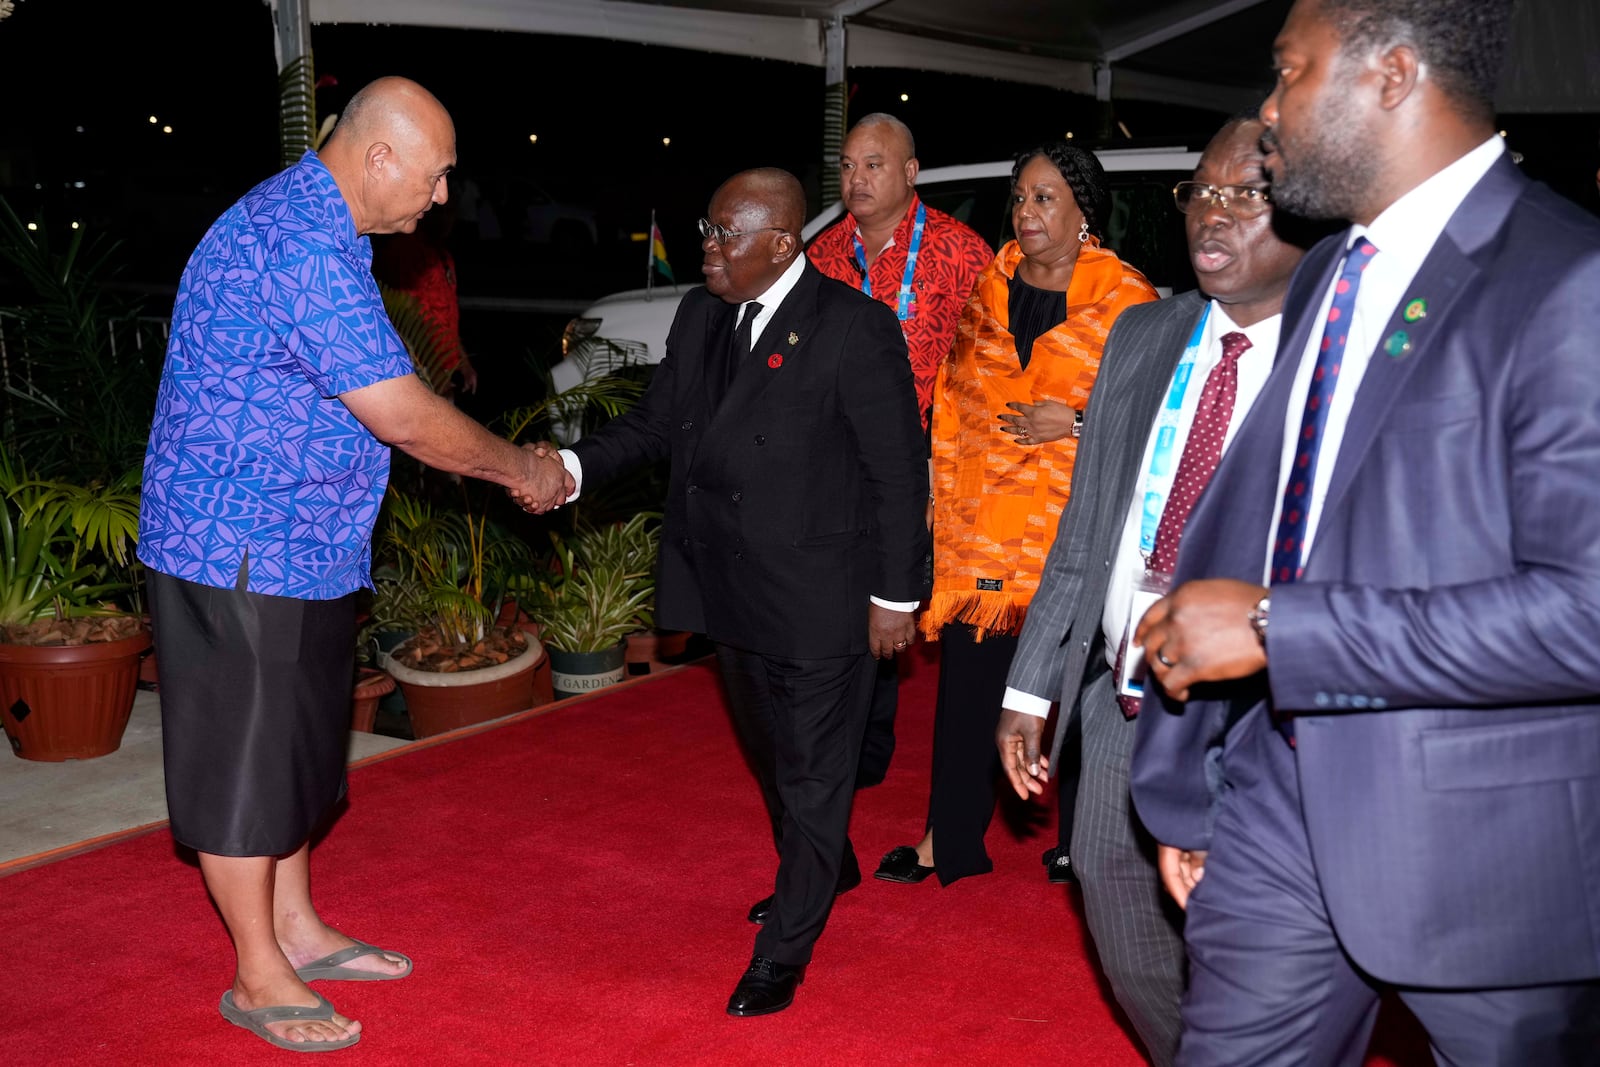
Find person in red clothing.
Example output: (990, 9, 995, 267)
(371, 179, 479, 398)
(807, 113, 992, 434)
(804, 114, 992, 798)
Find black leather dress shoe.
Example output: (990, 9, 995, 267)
(747, 860, 864, 925)
(1042, 845, 1077, 885)
(727, 956, 803, 1016)
(874, 845, 935, 883)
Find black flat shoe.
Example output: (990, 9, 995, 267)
(874, 845, 935, 883)
(726, 956, 803, 1016)
(1042, 846, 1077, 885)
(747, 860, 864, 925)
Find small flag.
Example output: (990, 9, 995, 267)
(650, 215, 673, 283)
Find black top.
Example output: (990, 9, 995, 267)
(1007, 272, 1068, 370)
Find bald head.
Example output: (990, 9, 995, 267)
(701, 168, 806, 304)
(321, 76, 456, 237)
(840, 113, 919, 231)
(719, 168, 807, 235)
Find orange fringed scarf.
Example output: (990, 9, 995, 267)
(920, 237, 1158, 641)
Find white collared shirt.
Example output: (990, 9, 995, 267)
(736, 254, 806, 352)
(1267, 135, 1504, 570)
(1099, 302, 1280, 666)
(1003, 300, 1280, 719)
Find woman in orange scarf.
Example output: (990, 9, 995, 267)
(876, 142, 1157, 886)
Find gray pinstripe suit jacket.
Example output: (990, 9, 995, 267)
(1006, 290, 1208, 768)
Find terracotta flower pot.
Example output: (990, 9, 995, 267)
(0, 628, 153, 761)
(624, 628, 692, 675)
(381, 638, 547, 739)
(350, 666, 397, 733)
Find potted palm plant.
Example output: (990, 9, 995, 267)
(0, 447, 148, 760)
(0, 197, 156, 761)
(369, 488, 552, 737)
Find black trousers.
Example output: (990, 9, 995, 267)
(716, 643, 876, 966)
(926, 624, 1020, 884)
(856, 654, 899, 788)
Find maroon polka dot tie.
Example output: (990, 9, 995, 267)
(1118, 329, 1251, 720)
(1148, 330, 1252, 576)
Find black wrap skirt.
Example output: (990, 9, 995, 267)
(146, 569, 358, 856)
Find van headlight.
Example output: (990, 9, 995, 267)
(561, 316, 601, 357)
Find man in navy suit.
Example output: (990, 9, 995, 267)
(1129, 0, 1600, 1061)
(560, 168, 929, 1017)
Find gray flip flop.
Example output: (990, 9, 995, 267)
(219, 990, 360, 1052)
(295, 939, 414, 982)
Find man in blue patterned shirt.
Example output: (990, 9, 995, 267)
(138, 76, 570, 1053)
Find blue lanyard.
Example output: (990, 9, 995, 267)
(853, 200, 926, 321)
(1138, 304, 1212, 561)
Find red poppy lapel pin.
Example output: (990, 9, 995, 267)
(769, 330, 799, 369)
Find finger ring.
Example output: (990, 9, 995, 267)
(894, 640, 909, 649)
(1156, 649, 1176, 668)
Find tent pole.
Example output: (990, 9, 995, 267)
(821, 16, 847, 209)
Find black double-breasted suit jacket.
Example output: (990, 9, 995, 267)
(572, 261, 931, 659)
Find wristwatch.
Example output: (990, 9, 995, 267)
(1071, 408, 1084, 438)
(1247, 595, 1270, 645)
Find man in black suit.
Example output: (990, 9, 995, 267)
(559, 168, 930, 1016)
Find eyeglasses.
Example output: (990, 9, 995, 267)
(697, 218, 789, 245)
(1172, 182, 1272, 218)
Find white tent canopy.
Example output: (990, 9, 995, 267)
(276, 0, 1599, 116)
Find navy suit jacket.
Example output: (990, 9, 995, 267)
(572, 261, 930, 659)
(1130, 155, 1600, 987)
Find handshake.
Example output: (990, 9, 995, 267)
(507, 441, 576, 514)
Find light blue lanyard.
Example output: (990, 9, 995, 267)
(1138, 304, 1212, 560)
(854, 200, 926, 321)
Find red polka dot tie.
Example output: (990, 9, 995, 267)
(1271, 238, 1378, 584)
(1148, 331, 1252, 576)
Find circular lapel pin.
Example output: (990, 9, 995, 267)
(767, 353, 783, 368)
(1403, 298, 1427, 323)
(1384, 330, 1412, 357)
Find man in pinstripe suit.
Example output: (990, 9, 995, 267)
(993, 116, 1314, 1065)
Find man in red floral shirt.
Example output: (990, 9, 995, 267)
(805, 113, 992, 790)
(807, 113, 993, 435)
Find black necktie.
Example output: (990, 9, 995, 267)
(728, 300, 761, 386)
(737, 300, 762, 350)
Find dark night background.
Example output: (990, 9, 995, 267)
(2, 0, 1597, 378)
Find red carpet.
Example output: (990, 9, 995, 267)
(0, 647, 1429, 1065)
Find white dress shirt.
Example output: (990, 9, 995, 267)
(1267, 135, 1504, 569)
(1004, 300, 1280, 719)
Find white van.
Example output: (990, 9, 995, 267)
(551, 146, 1201, 411)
